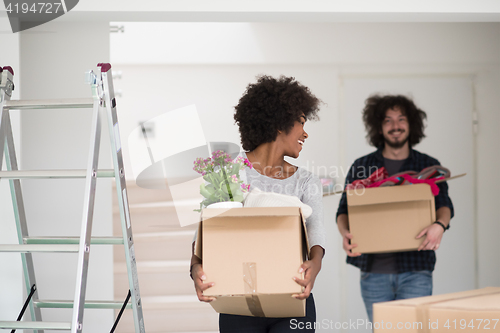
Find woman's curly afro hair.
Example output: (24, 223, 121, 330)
(234, 75, 321, 151)
(363, 94, 427, 148)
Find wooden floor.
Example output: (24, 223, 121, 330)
(112, 182, 219, 332)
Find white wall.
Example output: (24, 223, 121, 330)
(17, 21, 113, 331)
(111, 23, 500, 65)
(111, 22, 500, 331)
(475, 67, 500, 288)
(111, 22, 500, 66)
(113, 64, 338, 181)
(0, 16, 23, 331)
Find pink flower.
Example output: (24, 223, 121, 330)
(231, 174, 238, 183)
(241, 183, 250, 192)
(193, 153, 251, 178)
(193, 156, 216, 174)
(243, 158, 252, 169)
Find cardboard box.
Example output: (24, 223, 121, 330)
(347, 183, 436, 253)
(195, 207, 309, 318)
(373, 287, 500, 333)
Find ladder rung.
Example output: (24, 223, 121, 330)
(0, 321, 71, 330)
(4, 98, 94, 110)
(35, 299, 132, 309)
(26, 237, 124, 245)
(0, 245, 79, 253)
(0, 169, 115, 179)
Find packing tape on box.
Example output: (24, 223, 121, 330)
(243, 262, 265, 317)
(416, 290, 500, 333)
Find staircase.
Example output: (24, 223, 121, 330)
(112, 182, 219, 332)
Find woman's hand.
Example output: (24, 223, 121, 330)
(292, 245, 323, 300)
(191, 263, 216, 302)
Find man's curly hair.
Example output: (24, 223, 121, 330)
(363, 94, 427, 148)
(234, 75, 321, 151)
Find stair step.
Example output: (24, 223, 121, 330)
(114, 231, 195, 262)
(115, 260, 194, 297)
(141, 295, 204, 310)
(116, 260, 190, 273)
(114, 211, 195, 233)
(115, 296, 218, 333)
(113, 181, 199, 231)
(114, 181, 173, 205)
(133, 230, 195, 241)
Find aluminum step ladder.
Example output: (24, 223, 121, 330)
(0, 63, 145, 333)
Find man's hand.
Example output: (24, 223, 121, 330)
(342, 232, 362, 257)
(337, 214, 361, 257)
(191, 263, 216, 302)
(416, 223, 444, 251)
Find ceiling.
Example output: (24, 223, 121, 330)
(52, 0, 500, 23)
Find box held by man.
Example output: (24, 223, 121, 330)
(347, 183, 436, 253)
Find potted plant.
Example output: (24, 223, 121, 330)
(193, 150, 252, 210)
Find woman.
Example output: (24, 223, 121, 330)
(191, 75, 326, 332)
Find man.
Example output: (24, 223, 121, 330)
(336, 94, 454, 322)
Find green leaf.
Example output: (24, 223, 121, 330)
(200, 184, 211, 198)
(229, 183, 239, 192)
(231, 164, 241, 175)
(232, 193, 244, 202)
(205, 184, 216, 194)
(221, 182, 229, 194)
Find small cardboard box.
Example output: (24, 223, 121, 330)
(373, 287, 500, 333)
(347, 183, 435, 253)
(195, 207, 309, 318)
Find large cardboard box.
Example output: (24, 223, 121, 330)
(347, 183, 436, 253)
(373, 287, 500, 333)
(195, 207, 309, 318)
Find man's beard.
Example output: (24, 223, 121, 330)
(384, 130, 409, 149)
